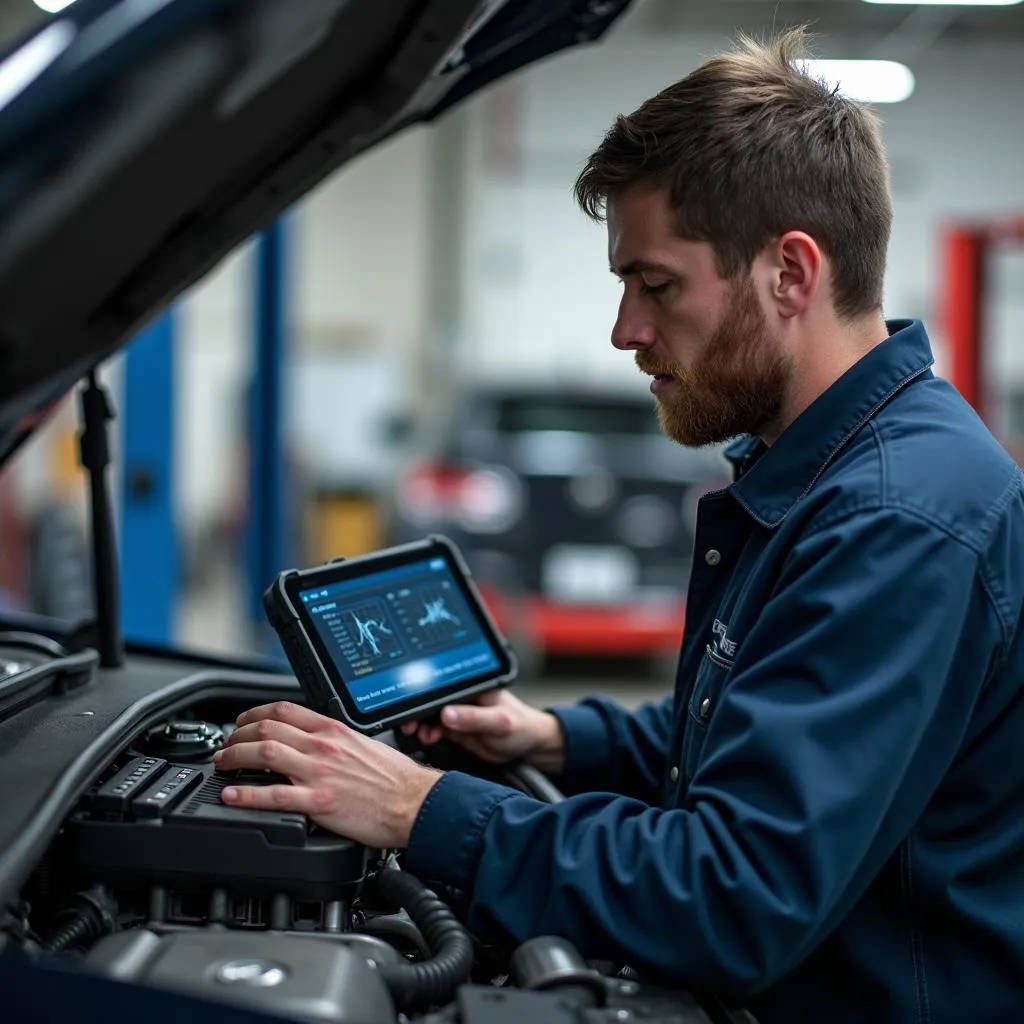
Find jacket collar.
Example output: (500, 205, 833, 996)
(723, 319, 935, 528)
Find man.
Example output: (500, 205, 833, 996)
(214, 27, 1024, 1023)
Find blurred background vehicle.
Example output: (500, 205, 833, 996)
(382, 384, 730, 675)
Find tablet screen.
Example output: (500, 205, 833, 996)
(293, 551, 505, 718)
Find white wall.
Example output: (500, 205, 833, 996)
(292, 127, 434, 357)
(171, 23, 1024, 535)
(176, 240, 253, 529)
(458, 31, 1024, 384)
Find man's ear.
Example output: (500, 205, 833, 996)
(764, 231, 823, 319)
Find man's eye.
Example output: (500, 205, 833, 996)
(641, 281, 670, 296)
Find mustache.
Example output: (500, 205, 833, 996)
(635, 351, 681, 378)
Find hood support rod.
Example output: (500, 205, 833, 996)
(78, 370, 124, 668)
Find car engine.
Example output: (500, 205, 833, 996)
(2, 695, 753, 1024)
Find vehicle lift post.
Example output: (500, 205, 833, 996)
(941, 216, 1024, 424)
(119, 312, 178, 647)
(246, 218, 291, 650)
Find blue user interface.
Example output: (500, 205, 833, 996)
(298, 557, 502, 714)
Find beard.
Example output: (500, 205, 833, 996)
(636, 275, 792, 447)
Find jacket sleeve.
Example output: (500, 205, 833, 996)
(405, 506, 1008, 995)
(547, 694, 674, 803)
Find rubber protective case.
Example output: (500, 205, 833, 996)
(263, 535, 518, 734)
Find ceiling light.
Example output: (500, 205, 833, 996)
(798, 59, 916, 104)
(34, 0, 79, 13)
(863, 0, 1020, 5)
(0, 19, 75, 113)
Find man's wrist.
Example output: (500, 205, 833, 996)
(394, 764, 444, 848)
(527, 711, 566, 775)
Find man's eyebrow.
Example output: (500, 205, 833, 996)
(609, 260, 675, 277)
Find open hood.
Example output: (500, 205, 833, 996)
(0, 0, 633, 467)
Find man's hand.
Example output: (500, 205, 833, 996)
(401, 689, 566, 774)
(213, 701, 443, 848)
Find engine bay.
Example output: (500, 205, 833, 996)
(0, 638, 749, 1024)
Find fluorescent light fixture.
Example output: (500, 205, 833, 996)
(34, 0, 79, 13)
(798, 59, 916, 104)
(0, 19, 75, 113)
(863, 0, 1020, 5)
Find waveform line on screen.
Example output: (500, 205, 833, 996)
(418, 597, 460, 628)
(352, 614, 394, 656)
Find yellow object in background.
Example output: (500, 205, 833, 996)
(53, 425, 84, 498)
(306, 492, 382, 565)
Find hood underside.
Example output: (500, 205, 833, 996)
(0, 0, 633, 466)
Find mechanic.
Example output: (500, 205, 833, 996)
(213, 27, 1024, 1024)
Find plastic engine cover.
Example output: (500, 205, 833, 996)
(85, 930, 396, 1023)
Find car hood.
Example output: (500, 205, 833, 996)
(0, 0, 633, 467)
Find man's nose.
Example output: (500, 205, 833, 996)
(611, 295, 656, 351)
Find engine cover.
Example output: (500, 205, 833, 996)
(61, 756, 368, 902)
(86, 929, 396, 1024)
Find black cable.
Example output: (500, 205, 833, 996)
(0, 649, 98, 722)
(0, 632, 70, 658)
(501, 762, 565, 803)
(394, 725, 566, 806)
(373, 868, 474, 1012)
(358, 911, 432, 959)
(45, 912, 100, 953)
(43, 885, 117, 953)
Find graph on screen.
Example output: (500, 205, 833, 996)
(388, 581, 470, 650)
(297, 553, 510, 716)
(329, 598, 404, 671)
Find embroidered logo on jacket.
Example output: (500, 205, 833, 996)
(711, 618, 738, 659)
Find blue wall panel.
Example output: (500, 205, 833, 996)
(120, 310, 176, 644)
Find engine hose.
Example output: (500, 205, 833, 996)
(43, 886, 116, 953)
(373, 868, 474, 1011)
(358, 912, 432, 959)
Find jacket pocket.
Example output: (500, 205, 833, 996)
(683, 646, 733, 782)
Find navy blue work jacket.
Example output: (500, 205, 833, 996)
(406, 320, 1024, 1023)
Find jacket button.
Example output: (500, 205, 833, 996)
(669, 766, 679, 783)
(700, 697, 711, 717)
(704, 549, 721, 566)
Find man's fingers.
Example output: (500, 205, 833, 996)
(440, 703, 512, 736)
(397, 722, 444, 745)
(417, 723, 445, 745)
(221, 782, 318, 815)
(235, 700, 342, 734)
(214, 736, 315, 779)
(225, 718, 324, 753)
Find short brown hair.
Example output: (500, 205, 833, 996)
(574, 26, 892, 319)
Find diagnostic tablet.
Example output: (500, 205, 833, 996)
(264, 535, 517, 734)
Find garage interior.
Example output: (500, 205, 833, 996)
(0, 0, 1022, 712)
